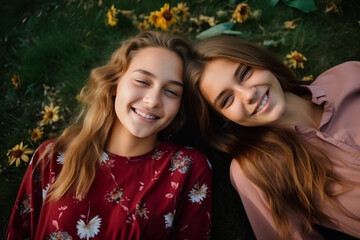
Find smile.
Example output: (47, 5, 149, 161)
(253, 91, 269, 114)
(133, 108, 158, 120)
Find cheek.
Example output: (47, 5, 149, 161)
(226, 101, 245, 122)
(167, 99, 182, 117)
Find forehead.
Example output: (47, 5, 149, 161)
(130, 47, 181, 66)
(128, 47, 184, 81)
(200, 58, 239, 101)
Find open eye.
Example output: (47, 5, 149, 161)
(221, 94, 233, 108)
(241, 66, 252, 81)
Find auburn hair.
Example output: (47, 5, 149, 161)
(186, 35, 345, 239)
(44, 31, 193, 201)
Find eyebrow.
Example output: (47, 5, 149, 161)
(133, 69, 183, 87)
(213, 63, 243, 106)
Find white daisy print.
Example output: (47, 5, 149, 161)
(164, 210, 175, 228)
(100, 152, 109, 164)
(100, 152, 115, 167)
(169, 151, 192, 174)
(76, 215, 102, 240)
(56, 152, 65, 165)
(152, 149, 164, 160)
(42, 183, 50, 201)
(188, 182, 208, 203)
(136, 202, 149, 219)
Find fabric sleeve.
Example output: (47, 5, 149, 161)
(229, 159, 323, 240)
(6, 141, 52, 240)
(172, 150, 212, 240)
(312, 61, 360, 100)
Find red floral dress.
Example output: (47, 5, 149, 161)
(6, 140, 212, 240)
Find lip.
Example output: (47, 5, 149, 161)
(132, 107, 160, 122)
(252, 90, 270, 115)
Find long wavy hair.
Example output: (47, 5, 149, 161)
(186, 35, 345, 239)
(45, 31, 193, 201)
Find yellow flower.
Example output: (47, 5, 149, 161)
(148, 11, 160, 26)
(11, 74, 21, 88)
(40, 103, 60, 125)
(190, 15, 216, 27)
(138, 20, 150, 31)
(250, 9, 262, 20)
(30, 128, 43, 142)
(107, 5, 118, 26)
(173, 2, 190, 22)
(325, 2, 340, 13)
(284, 18, 300, 30)
(7, 142, 34, 167)
(156, 3, 177, 31)
(119, 9, 135, 18)
(216, 10, 228, 18)
(199, 15, 216, 26)
(232, 3, 251, 24)
(284, 20, 297, 29)
(286, 50, 307, 69)
(302, 74, 314, 81)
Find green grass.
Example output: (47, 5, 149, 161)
(1, 0, 359, 239)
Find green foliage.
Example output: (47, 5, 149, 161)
(269, 0, 317, 13)
(1, 0, 360, 239)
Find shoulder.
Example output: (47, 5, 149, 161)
(230, 159, 247, 184)
(230, 158, 260, 192)
(29, 139, 64, 171)
(312, 61, 360, 87)
(29, 139, 55, 164)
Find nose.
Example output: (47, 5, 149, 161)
(234, 85, 257, 104)
(143, 88, 161, 108)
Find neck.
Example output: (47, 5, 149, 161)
(105, 123, 158, 157)
(277, 92, 323, 129)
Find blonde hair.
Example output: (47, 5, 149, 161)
(45, 31, 193, 201)
(186, 35, 346, 238)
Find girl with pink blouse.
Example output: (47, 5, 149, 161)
(186, 35, 360, 239)
(6, 31, 212, 240)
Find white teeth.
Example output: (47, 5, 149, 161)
(255, 93, 268, 113)
(135, 109, 156, 119)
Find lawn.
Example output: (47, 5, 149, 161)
(1, 0, 359, 239)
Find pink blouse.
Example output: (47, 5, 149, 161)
(230, 61, 360, 239)
(6, 140, 212, 240)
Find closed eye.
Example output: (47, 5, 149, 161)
(135, 79, 150, 86)
(165, 88, 179, 97)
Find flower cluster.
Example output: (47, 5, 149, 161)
(5, 1, 322, 169)
(144, 3, 191, 31)
(107, 2, 219, 34)
(6, 82, 62, 167)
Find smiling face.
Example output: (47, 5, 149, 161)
(113, 47, 184, 140)
(199, 58, 287, 127)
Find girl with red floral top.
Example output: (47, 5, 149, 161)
(6, 31, 212, 240)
